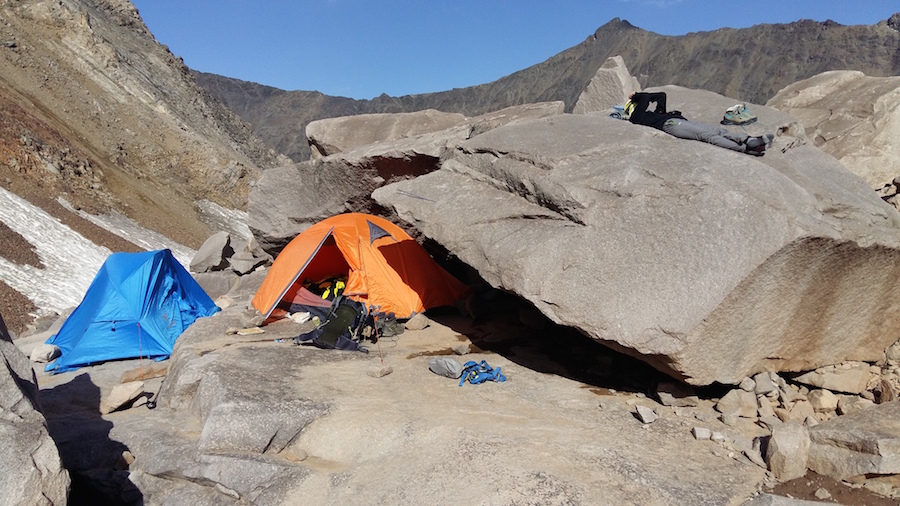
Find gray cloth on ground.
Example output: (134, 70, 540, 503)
(661, 118, 749, 152)
(429, 357, 463, 379)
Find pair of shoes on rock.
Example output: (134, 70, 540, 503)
(723, 104, 758, 125)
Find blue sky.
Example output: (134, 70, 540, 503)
(130, 0, 899, 100)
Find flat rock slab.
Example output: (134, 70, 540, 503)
(48, 303, 769, 504)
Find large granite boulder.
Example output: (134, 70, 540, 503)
(573, 55, 642, 114)
(305, 103, 565, 159)
(250, 103, 564, 254)
(373, 87, 900, 386)
(0, 314, 70, 505)
(767, 70, 900, 188)
(306, 109, 467, 158)
(248, 157, 379, 253)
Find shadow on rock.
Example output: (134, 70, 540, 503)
(41, 372, 143, 505)
(429, 285, 672, 396)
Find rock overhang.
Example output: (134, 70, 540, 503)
(374, 107, 900, 386)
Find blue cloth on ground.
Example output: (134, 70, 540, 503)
(459, 360, 506, 386)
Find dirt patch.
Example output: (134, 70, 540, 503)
(769, 471, 897, 505)
(0, 279, 38, 336)
(0, 220, 40, 267)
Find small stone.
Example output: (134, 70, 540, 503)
(720, 412, 739, 426)
(837, 395, 875, 415)
(673, 407, 694, 418)
(739, 377, 756, 392)
(656, 381, 699, 407)
(598, 401, 607, 410)
(215, 296, 235, 310)
(241, 308, 265, 328)
(404, 313, 429, 331)
(807, 389, 839, 412)
(757, 395, 777, 418)
(814, 488, 831, 500)
(29, 343, 60, 363)
(711, 432, 727, 444)
(757, 415, 782, 432)
(635, 405, 658, 424)
(367, 365, 393, 378)
(100, 381, 145, 414)
(451, 344, 471, 355)
(236, 327, 264, 336)
(716, 389, 757, 418)
(743, 437, 768, 469)
(753, 372, 778, 396)
(789, 400, 816, 422)
(692, 427, 711, 440)
(765, 421, 810, 482)
(745, 448, 767, 469)
(114, 450, 135, 470)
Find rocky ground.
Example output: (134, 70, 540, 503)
(13, 287, 899, 505)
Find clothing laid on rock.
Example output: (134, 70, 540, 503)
(459, 360, 506, 386)
(626, 92, 772, 155)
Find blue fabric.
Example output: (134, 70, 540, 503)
(459, 360, 506, 386)
(45, 249, 220, 373)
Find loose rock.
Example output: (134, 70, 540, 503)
(765, 422, 810, 482)
(635, 405, 658, 424)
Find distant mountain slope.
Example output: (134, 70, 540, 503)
(197, 14, 900, 162)
(0, 0, 288, 242)
(0, 0, 290, 332)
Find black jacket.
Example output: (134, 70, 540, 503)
(628, 92, 686, 130)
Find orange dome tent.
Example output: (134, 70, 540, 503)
(252, 213, 468, 322)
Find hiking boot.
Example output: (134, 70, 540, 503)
(723, 104, 757, 125)
(745, 144, 766, 156)
(746, 136, 767, 149)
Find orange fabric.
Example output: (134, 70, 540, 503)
(251, 213, 468, 321)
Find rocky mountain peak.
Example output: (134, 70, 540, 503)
(889, 12, 900, 31)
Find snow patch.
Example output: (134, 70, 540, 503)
(196, 199, 252, 243)
(57, 197, 195, 266)
(0, 187, 110, 314)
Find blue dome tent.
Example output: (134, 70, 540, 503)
(45, 249, 220, 373)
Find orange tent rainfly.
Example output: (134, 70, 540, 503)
(251, 213, 468, 323)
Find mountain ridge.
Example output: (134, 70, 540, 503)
(196, 14, 900, 162)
